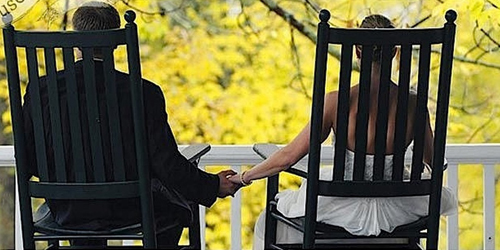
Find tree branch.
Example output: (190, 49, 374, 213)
(441, 52, 500, 70)
(409, 14, 431, 28)
(120, 0, 166, 16)
(261, 0, 500, 71)
(466, 113, 496, 143)
(259, 0, 357, 70)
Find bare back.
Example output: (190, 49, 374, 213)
(330, 83, 417, 155)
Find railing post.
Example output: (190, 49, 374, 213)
(483, 164, 495, 250)
(446, 164, 459, 250)
(231, 165, 242, 250)
(199, 164, 207, 250)
(15, 174, 24, 250)
(199, 206, 206, 250)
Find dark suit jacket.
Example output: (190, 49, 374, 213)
(22, 60, 219, 230)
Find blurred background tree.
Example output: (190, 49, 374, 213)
(1, 0, 499, 249)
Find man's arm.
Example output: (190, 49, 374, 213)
(144, 83, 237, 207)
(22, 83, 38, 178)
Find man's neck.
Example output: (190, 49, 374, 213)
(76, 57, 104, 61)
(75, 49, 104, 61)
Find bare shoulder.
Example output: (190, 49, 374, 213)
(325, 91, 340, 109)
(323, 91, 339, 118)
(325, 90, 339, 100)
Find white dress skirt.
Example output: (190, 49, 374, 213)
(253, 149, 458, 250)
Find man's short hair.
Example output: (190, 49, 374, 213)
(72, 1, 120, 31)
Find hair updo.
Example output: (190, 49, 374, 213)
(356, 14, 395, 62)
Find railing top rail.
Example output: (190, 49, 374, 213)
(0, 144, 499, 167)
(443, 144, 500, 164)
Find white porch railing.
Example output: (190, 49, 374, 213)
(1, 144, 498, 250)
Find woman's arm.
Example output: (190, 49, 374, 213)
(230, 92, 337, 185)
(408, 92, 434, 167)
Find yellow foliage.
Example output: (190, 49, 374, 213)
(2, 0, 500, 249)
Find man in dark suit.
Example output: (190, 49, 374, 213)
(22, 1, 239, 247)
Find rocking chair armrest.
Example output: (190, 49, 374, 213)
(181, 143, 211, 163)
(253, 143, 280, 160)
(253, 143, 307, 178)
(285, 166, 307, 178)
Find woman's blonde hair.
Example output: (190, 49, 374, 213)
(356, 14, 396, 62)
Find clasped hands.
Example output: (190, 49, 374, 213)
(215, 170, 251, 198)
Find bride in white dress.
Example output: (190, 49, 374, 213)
(228, 14, 457, 250)
(251, 148, 457, 249)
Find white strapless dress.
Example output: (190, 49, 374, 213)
(253, 149, 457, 249)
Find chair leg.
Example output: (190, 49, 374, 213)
(264, 208, 278, 249)
(265, 175, 279, 249)
(46, 240, 59, 249)
(408, 237, 423, 249)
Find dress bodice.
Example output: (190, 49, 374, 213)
(340, 149, 395, 181)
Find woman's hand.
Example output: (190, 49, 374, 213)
(228, 174, 242, 185)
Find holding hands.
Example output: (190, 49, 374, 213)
(216, 170, 242, 198)
(217, 170, 254, 199)
(228, 171, 252, 186)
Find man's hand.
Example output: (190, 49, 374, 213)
(216, 170, 241, 198)
(228, 174, 241, 185)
